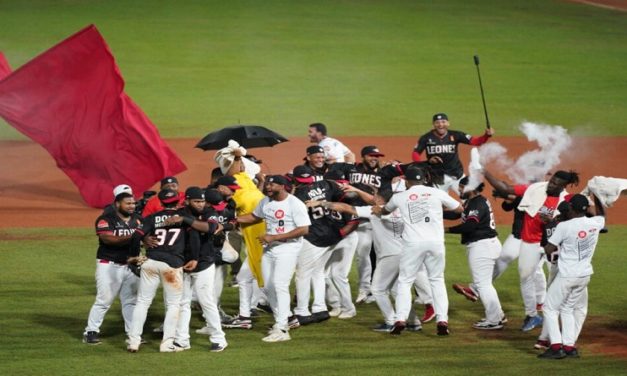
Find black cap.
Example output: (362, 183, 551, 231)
(214, 176, 241, 190)
(557, 201, 571, 214)
(360, 145, 385, 157)
(293, 165, 314, 180)
(266, 175, 289, 187)
(185, 186, 205, 200)
(204, 188, 224, 205)
(160, 176, 178, 187)
(405, 166, 425, 181)
(306, 145, 325, 155)
(324, 169, 347, 181)
(569, 194, 589, 212)
(158, 189, 179, 204)
(432, 113, 448, 122)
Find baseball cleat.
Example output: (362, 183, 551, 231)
(534, 339, 550, 350)
(372, 323, 394, 332)
(210, 342, 228, 352)
(564, 347, 580, 358)
(295, 314, 315, 326)
(338, 310, 357, 319)
(537, 346, 567, 359)
(83, 331, 101, 345)
(262, 326, 291, 342)
(355, 291, 370, 304)
(288, 315, 301, 329)
(407, 323, 423, 332)
(521, 315, 543, 332)
(312, 311, 331, 323)
(329, 307, 342, 317)
(127, 344, 139, 353)
(172, 342, 191, 351)
(452, 283, 479, 302)
(222, 316, 253, 329)
(256, 303, 273, 314)
(437, 321, 450, 336)
(390, 321, 406, 335)
(421, 304, 435, 323)
(472, 320, 504, 330)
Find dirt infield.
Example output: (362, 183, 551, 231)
(1, 136, 626, 228)
(568, 0, 627, 12)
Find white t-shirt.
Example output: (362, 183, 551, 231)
(318, 137, 351, 163)
(384, 184, 460, 243)
(253, 194, 311, 243)
(548, 215, 605, 278)
(355, 206, 403, 257)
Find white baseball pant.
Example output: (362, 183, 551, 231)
(175, 265, 227, 347)
(518, 241, 546, 316)
(325, 232, 359, 314)
(236, 256, 255, 317)
(262, 242, 302, 330)
(395, 240, 448, 323)
(85, 260, 138, 335)
(128, 259, 183, 348)
(544, 275, 590, 346)
(355, 221, 374, 295)
(213, 263, 227, 304)
(371, 254, 401, 325)
(294, 239, 330, 316)
(467, 238, 503, 324)
(413, 264, 434, 305)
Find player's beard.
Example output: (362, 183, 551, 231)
(117, 209, 133, 218)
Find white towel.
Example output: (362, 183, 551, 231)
(214, 140, 260, 179)
(517, 181, 567, 217)
(581, 176, 627, 208)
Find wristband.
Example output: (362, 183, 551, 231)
(182, 215, 194, 226)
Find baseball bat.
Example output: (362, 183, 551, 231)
(473, 55, 491, 129)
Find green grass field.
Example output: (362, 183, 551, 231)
(1, 0, 626, 139)
(1, 226, 626, 375)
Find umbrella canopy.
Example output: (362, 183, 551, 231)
(195, 125, 289, 150)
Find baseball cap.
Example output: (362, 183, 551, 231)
(306, 145, 325, 155)
(160, 176, 178, 187)
(292, 165, 315, 184)
(569, 194, 590, 212)
(405, 166, 425, 181)
(158, 189, 180, 204)
(113, 184, 132, 198)
(214, 176, 241, 191)
(185, 186, 205, 200)
(323, 169, 347, 182)
(432, 113, 448, 122)
(361, 145, 385, 157)
(266, 175, 290, 187)
(557, 201, 571, 214)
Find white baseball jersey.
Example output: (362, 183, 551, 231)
(253, 194, 311, 242)
(384, 185, 460, 242)
(548, 215, 605, 278)
(355, 205, 403, 257)
(318, 136, 351, 162)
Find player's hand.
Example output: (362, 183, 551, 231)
(143, 235, 159, 248)
(183, 260, 198, 271)
(486, 127, 495, 137)
(164, 215, 183, 226)
(428, 156, 443, 164)
(257, 234, 274, 245)
(213, 223, 224, 235)
(305, 200, 322, 208)
(371, 205, 383, 217)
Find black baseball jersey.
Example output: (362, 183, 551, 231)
(414, 130, 473, 178)
(132, 208, 194, 268)
(206, 201, 237, 249)
(502, 196, 523, 239)
(330, 162, 382, 192)
(179, 206, 219, 273)
(294, 180, 345, 247)
(95, 212, 143, 264)
(448, 195, 498, 244)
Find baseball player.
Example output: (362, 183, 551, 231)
(446, 177, 505, 330)
(173, 187, 227, 352)
(308, 122, 355, 163)
(291, 165, 352, 323)
(237, 175, 311, 342)
(303, 145, 331, 181)
(374, 166, 462, 336)
(83, 191, 142, 345)
(141, 176, 185, 217)
(126, 189, 199, 353)
(412, 113, 493, 192)
(539, 194, 605, 359)
(485, 169, 580, 331)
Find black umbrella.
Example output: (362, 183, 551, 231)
(195, 125, 289, 150)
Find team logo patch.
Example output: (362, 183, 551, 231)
(578, 231, 587, 239)
(97, 219, 109, 229)
(409, 194, 418, 201)
(275, 209, 285, 219)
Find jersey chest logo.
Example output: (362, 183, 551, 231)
(275, 210, 285, 219)
(578, 231, 587, 239)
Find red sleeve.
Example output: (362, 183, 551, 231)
(411, 150, 422, 162)
(142, 196, 161, 217)
(513, 184, 529, 197)
(469, 133, 490, 146)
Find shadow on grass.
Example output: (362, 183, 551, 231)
(58, 272, 94, 294)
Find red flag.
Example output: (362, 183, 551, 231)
(0, 52, 11, 80)
(0, 25, 186, 208)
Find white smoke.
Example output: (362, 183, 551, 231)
(464, 122, 572, 188)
